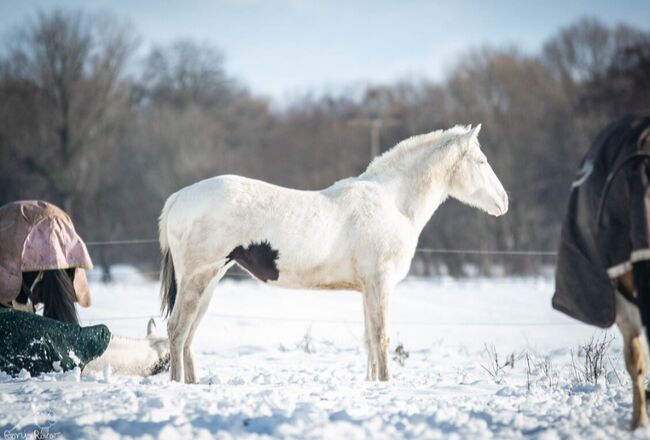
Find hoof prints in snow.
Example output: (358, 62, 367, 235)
(0, 278, 632, 438)
(0, 348, 634, 439)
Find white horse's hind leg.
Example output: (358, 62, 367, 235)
(615, 291, 649, 429)
(182, 292, 210, 384)
(364, 281, 392, 381)
(167, 279, 201, 382)
(182, 269, 226, 384)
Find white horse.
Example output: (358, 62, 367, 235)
(84, 318, 169, 377)
(159, 124, 508, 383)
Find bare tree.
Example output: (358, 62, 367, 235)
(542, 16, 650, 141)
(141, 39, 237, 109)
(542, 17, 648, 91)
(580, 41, 650, 117)
(0, 9, 137, 217)
(131, 40, 270, 219)
(1, 11, 647, 276)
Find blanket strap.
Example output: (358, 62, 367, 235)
(596, 152, 650, 229)
(634, 260, 650, 344)
(616, 281, 638, 306)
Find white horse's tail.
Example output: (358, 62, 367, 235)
(159, 192, 179, 318)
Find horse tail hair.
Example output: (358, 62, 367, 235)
(34, 269, 79, 324)
(160, 249, 177, 319)
(159, 192, 180, 318)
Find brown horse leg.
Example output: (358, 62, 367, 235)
(616, 290, 649, 429)
(626, 334, 649, 429)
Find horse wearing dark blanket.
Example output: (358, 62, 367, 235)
(553, 114, 650, 429)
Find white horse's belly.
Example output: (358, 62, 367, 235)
(269, 255, 361, 291)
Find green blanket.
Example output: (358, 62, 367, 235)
(0, 309, 110, 376)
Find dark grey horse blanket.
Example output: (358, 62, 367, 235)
(553, 114, 650, 327)
(0, 309, 110, 376)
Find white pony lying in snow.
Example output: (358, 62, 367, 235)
(85, 318, 169, 377)
(159, 124, 509, 383)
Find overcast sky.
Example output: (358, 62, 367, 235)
(1, 0, 649, 103)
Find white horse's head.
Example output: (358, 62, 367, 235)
(448, 125, 508, 217)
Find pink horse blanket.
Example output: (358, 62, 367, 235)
(0, 200, 93, 306)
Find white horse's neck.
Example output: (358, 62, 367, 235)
(359, 128, 465, 231)
(84, 334, 169, 377)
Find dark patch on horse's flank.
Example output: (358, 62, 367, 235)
(226, 240, 280, 282)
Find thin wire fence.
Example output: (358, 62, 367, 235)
(86, 239, 159, 246)
(81, 313, 581, 327)
(416, 248, 557, 256)
(85, 237, 558, 257)
(81, 237, 563, 327)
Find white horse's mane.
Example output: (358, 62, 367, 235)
(363, 125, 471, 176)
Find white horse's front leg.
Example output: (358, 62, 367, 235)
(364, 282, 392, 381)
(183, 345, 196, 384)
(363, 298, 377, 381)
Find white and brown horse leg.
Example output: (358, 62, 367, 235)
(615, 290, 649, 429)
(364, 280, 392, 381)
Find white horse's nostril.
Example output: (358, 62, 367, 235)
(491, 196, 508, 217)
(499, 192, 509, 215)
(489, 191, 509, 216)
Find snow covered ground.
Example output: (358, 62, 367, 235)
(0, 276, 648, 439)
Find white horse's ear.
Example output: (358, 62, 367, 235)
(460, 124, 481, 152)
(470, 123, 482, 139)
(147, 318, 156, 337)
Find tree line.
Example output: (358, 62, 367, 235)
(1, 10, 649, 278)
